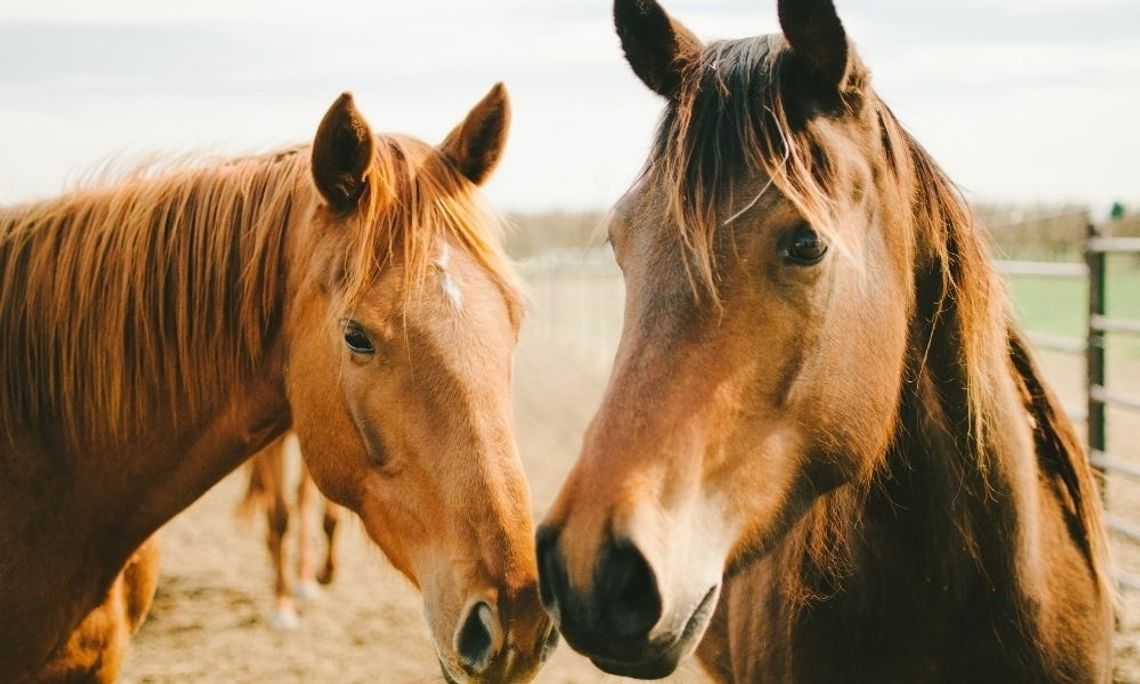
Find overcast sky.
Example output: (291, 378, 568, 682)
(1, 0, 1138, 213)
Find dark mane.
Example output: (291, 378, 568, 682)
(648, 32, 1107, 600)
(1009, 328, 1106, 575)
(644, 34, 868, 295)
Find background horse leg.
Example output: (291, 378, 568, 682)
(243, 437, 298, 630)
(265, 446, 297, 629)
(294, 462, 321, 600)
(317, 500, 342, 586)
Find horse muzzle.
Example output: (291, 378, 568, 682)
(535, 523, 719, 678)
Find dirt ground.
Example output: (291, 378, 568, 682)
(119, 333, 1140, 683)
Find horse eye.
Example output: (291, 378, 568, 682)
(343, 321, 375, 355)
(783, 224, 828, 266)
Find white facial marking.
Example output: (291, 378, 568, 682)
(434, 243, 464, 310)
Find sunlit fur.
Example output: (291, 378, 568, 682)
(0, 90, 548, 684)
(0, 138, 517, 448)
(34, 536, 159, 683)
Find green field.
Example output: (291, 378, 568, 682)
(1007, 256, 1140, 359)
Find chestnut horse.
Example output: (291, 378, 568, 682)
(0, 84, 554, 683)
(537, 1, 1112, 681)
(241, 432, 343, 629)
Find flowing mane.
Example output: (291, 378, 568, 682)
(0, 136, 517, 446)
(539, 3, 1112, 678)
(644, 33, 1107, 599)
(345, 134, 519, 308)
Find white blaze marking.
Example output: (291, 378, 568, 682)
(434, 243, 463, 310)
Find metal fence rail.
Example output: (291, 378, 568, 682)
(993, 260, 1089, 278)
(998, 216, 1140, 593)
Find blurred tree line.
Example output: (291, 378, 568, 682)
(505, 205, 1140, 262)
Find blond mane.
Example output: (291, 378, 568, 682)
(344, 134, 519, 309)
(0, 136, 516, 446)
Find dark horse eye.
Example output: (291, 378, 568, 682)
(784, 224, 828, 266)
(343, 321, 375, 355)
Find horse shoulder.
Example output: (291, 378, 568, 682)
(32, 535, 159, 684)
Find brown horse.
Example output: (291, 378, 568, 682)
(537, 1, 1113, 681)
(0, 83, 554, 683)
(241, 432, 343, 629)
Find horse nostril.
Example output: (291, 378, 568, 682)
(535, 524, 563, 613)
(599, 538, 661, 640)
(455, 601, 499, 674)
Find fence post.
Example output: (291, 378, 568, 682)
(1086, 218, 1107, 483)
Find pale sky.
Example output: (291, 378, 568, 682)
(1, 0, 1138, 212)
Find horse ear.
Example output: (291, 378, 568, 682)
(312, 92, 375, 210)
(440, 82, 511, 186)
(614, 0, 702, 98)
(778, 0, 850, 90)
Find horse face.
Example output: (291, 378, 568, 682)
(286, 87, 554, 684)
(536, 0, 913, 676)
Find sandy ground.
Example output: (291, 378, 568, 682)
(118, 330, 1140, 683)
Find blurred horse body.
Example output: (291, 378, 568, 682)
(241, 433, 342, 629)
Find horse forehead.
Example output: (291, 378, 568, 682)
(432, 242, 464, 311)
(610, 188, 643, 227)
(415, 248, 514, 354)
(431, 242, 511, 319)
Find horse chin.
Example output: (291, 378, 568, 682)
(590, 651, 684, 679)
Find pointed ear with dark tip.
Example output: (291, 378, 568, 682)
(614, 0, 702, 97)
(312, 92, 375, 210)
(440, 82, 511, 186)
(778, 0, 849, 90)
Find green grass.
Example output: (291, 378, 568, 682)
(1007, 256, 1140, 359)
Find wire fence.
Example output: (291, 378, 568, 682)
(518, 248, 624, 372)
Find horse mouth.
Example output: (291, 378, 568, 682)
(589, 584, 719, 679)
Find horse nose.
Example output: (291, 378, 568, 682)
(598, 538, 661, 640)
(536, 524, 564, 616)
(454, 600, 502, 675)
(536, 524, 662, 652)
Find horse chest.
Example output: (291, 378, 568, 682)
(707, 554, 1048, 684)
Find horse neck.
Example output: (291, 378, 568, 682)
(840, 123, 1027, 582)
(872, 323, 1033, 589)
(0, 156, 307, 562)
(3, 153, 306, 443)
(785, 167, 1039, 592)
